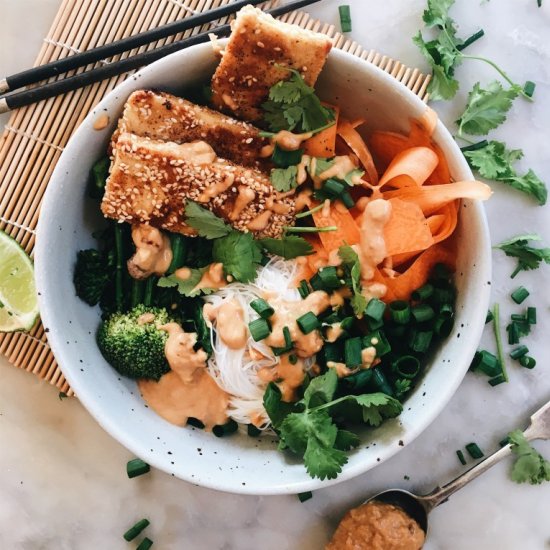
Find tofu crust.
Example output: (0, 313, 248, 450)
(211, 5, 332, 122)
(101, 133, 295, 238)
(113, 89, 270, 169)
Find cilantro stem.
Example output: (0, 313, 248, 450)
(259, 120, 336, 140)
(284, 226, 338, 233)
(296, 203, 326, 219)
(460, 140, 489, 153)
(492, 303, 508, 383)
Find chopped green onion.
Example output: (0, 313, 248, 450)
(431, 263, 451, 281)
(298, 279, 311, 299)
(507, 322, 519, 345)
(136, 538, 154, 550)
(488, 374, 506, 386)
(511, 286, 529, 304)
(247, 424, 262, 437)
(433, 314, 454, 338)
(338, 4, 352, 32)
(186, 417, 205, 429)
(499, 435, 510, 447)
(411, 304, 435, 323)
(213, 419, 239, 437)
(341, 369, 373, 391)
(391, 355, 420, 379)
(323, 341, 344, 364)
(344, 337, 363, 368)
(519, 355, 536, 369)
(527, 307, 537, 325)
(412, 284, 434, 301)
(510, 313, 527, 322)
(456, 449, 467, 465)
(296, 203, 326, 219)
(248, 318, 271, 341)
(409, 330, 433, 353)
(123, 519, 150, 542)
(126, 458, 150, 479)
(260, 254, 271, 266)
(284, 226, 338, 234)
(465, 443, 484, 459)
(390, 301, 410, 325)
(510, 345, 529, 360)
(283, 326, 292, 348)
(297, 311, 320, 334)
(439, 303, 454, 317)
(298, 491, 313, 502)
(324, 178, 346, 196)
(523, 80, 536, 98)
(271, 144, 303, 167)
(367, 317, 384, 331)
(363, 330, 391, 357)
(432, 286, 455, 304)
(460, 140, 489, 153)
(340, 316, 355, 332)
(289, 353, 298, 364)
(310, 266, 342, 291)
(485, 310, 494, 324)
(456, 29, 485, 51)
(470, 350, 500, 377)
(250, 298, 275, 319)
(371, 368, 394, 396)
(365, 298, 386, 322)
(340, 191, 355, 208)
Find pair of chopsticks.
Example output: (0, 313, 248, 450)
(0, 0, 321, 114)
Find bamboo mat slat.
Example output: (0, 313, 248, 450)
(0, 0, 431, 397)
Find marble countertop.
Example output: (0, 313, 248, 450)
(1, 0, 549, 548)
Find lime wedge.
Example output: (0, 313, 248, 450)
(0, 230, 39, 332)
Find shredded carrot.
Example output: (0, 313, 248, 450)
(312, 201, 360, 252)
(337, 119, 379, 186)
(368, 131, 409, 174)
(378, 147, 439, 189)
(303, 105, 340, 158)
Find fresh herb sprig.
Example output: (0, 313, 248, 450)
(414, 0, 531, 101)
(462, 140, 547, 206)
(338, 245, 367, 317)
(508, 430, 550, 484)
(495, 234, 550, 278)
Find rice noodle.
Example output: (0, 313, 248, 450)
(204, 258, 304, 428)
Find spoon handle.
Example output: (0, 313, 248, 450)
(419, 398, 550, 511)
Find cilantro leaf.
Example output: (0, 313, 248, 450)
(313, 157, 335, 176)
(464, 141, 547, 205)
(422, 0, 455, 28)
(212, 231, 262, 283)
(260, 235, 314, 259)
(508, 430, 550, 485)
(338, 245, 367, 317)
(303, 368, 338, 408)
(185, 201, 231, 239)
(344, 169, 365, 187)
(394, 378, 412, 399)
(351, 393, 404, 427)
(157, 267, 212, 297)
(494, 234, 550, 278)
(334, 429, 360, 451)
(303, 437, 348, 480)
(271, 166, 298, 192)
(261, 69, 334, 133)
(281, 409, 338, 455)
(456, 81, 521, 136)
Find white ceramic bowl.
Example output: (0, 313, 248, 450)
(35, 43, 491, 495)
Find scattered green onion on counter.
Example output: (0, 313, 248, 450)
(126, 458, 150, 479)
(338, 4, 352, 32)
(465, 443, 484, 459)
(123, 519, 150, 542)
(511, 286, 530, 304)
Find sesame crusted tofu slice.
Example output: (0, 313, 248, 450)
(211, 5, 332, 122)
(101, 132, 295, 238)
(113, 89, 270, 169)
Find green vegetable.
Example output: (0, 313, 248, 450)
(470, 350, 501, 378)
(519, 355, 536, 369)
(265, 370, 402, 479)
(212, 419, 239, 437)
(389, 301, 411, 325)
(338, 5, 351, 32)
(511, 286, 530, 304)
(393, 378, 412, 399)
(408, 330, 433, 353)
(127, 458, 150, 479)
(310, 266, 342, 291)
(136, 538, 154, 550)
(510, 345, 529, 360)
(508, 429, 550, 484)
(260, 235, 314, 259)
(262, 68, 335, 133)
(271, 144, 303, 167)
(297, 312, 320, 334)
(250, 299, 275, 319)
(488, 374, 506, 386)
(284, 226, 338, 234)
(411, 304, 435, 323)
(184, 201, 231, 239)
(527, 307, 537, 324)
(298, 279, 311, 299)
(73, 249, 111, 306)
(338, 245, 367, 317)
(456, 449, 467, 465)
(298, 491, 313, 503)
(494, 234, 550, 278)
(492, 303, 508, 383)
(248, 318, 271, 341)
(271, 166, 298, 192)
(88, 157, 110, 199)
(456, 81, 521, 136)
(463, 140, 547, 206)
(212, 231, 263, 283)
(411, 284, 434, 301)
(392, 356, 420, 379)
(158, 267, 213, 298)
(97, 305, 175, 380)
(344, 337, 362, 368)
(465, 442, 484, 459)
(365, 298, 386, 323)
(123, 519, 150, 542)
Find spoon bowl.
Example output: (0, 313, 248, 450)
(370, 489, 429, 534)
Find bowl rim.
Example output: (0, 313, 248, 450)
(35, 43, 491, 495)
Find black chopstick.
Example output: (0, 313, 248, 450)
(0, 0, 265, 95)
(0, 0, 321, 114)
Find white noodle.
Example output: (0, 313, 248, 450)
(204, 259, 304, 428)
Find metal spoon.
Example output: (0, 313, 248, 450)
(367, 398, 550, 535)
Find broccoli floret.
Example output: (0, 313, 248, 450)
(88, 156, 110, 200)
(74, 249, 111, 306)
(97, 305, 175, 380)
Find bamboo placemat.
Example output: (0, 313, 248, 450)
(0, 0, 431, 396)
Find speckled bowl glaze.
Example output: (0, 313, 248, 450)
(35, 43, 491, 495)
